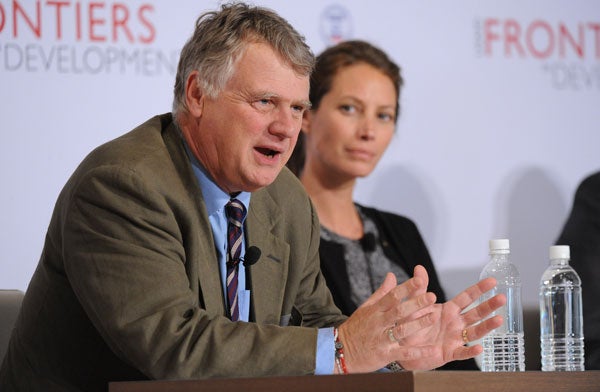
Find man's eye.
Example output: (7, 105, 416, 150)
(339, 104, 356, 114)
(253, 99, 273, 110)
(292, 105, 305, 113)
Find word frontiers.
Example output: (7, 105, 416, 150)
(0, 0, 155, 43)
(1, 42, 177, 75)
(474, 17, 600, 91)
(476, 18, 600, 60)
(0, 1, 179, 75)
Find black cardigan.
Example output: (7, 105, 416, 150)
(318, 204, 479, 370)
(556, 171, 600, 370)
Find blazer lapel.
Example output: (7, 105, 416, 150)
(162, 119, 226, 316)
(163, 117, 288, 321)
(245, 188, 289, 325)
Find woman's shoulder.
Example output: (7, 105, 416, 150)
(356, 203, 418, 230)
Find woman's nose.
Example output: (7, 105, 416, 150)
(358, 118, 375, 141)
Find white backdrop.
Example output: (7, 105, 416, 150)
(1, 0, 599, 307)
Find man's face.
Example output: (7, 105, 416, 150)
(185, 41, 310, 194)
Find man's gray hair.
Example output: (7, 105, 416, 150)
(172, 2, 314, 115)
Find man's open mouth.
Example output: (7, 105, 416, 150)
(256, 147, 278, 158)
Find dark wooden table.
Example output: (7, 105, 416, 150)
(109, 370, 600, 392)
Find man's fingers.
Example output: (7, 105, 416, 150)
(451, 277, 498, 310)
(384, 291, 436, 325)
(463, 314, 503, 342)
(452, 343, 484, 361)
(462, 293, 506, 326)
(376, 274, 429, 310)
(360, 272, 397, 308)
(393, 344, 438, 363)
(412, 265, 429, 296)
(362, 268, 431, 312)
(388, 306, 439, 342)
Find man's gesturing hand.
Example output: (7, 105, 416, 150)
(335, 266, 505, 373)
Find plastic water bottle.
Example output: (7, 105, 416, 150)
(480, 239, 525, 371)
(539, 245, 585, 371)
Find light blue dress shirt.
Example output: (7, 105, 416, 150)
(184, 144, 334, 374)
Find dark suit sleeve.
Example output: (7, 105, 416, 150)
(556, 172, 600, 369)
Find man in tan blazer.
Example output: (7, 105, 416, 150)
(0, 3, 504, 391)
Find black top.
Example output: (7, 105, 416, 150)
(556, 171, 600, 370)
(318, 203, 479, 370)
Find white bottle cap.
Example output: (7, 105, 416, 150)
(550, 245, 570, 260)
(489, 239, 510, 254)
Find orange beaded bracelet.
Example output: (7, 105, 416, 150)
(333, 327, 348, 374)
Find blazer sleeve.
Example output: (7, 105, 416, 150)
(61, 164, 338, 380)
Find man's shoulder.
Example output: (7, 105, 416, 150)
(265, 166, 310, 201)
(62, 113, 184, 196)
(95, 113, 173, 155)
(256, 167, 313, 218)
(78, 113, 175, 169)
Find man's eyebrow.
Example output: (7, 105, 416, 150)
(257, 92, 311, 109)
(256, 92, 277, 99)
(297, 100, 312, 110)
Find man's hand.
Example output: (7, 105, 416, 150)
(336, 266, 505, 373)
(396, 275, 505, 370)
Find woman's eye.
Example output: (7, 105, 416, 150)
(379, 112, 394, 122)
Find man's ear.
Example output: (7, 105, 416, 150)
(301, 110, 312, 135)
(185, 71, 204, 116)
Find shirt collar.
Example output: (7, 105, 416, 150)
(183, 141, 251, 215)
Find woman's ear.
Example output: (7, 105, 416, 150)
(185, 71, 204, 117)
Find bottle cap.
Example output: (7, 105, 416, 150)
(550, 245, 570, 260)
(489, 239, 510, 254)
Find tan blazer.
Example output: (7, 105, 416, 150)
(0, 114, 345, 392)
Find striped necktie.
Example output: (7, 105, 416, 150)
(225, 198, 246, 321)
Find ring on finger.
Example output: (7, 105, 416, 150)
(387, 327, 400, 343)
(462, 328, 469, 344)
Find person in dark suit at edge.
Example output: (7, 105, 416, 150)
(0, 3, 504, 391)
(286, 40, 479, 370)
(556, 171, 600, 370)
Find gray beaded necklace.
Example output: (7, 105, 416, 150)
(320, 205, 410, 306)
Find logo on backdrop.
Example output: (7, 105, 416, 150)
(473, 18, 600, 91)
(0, 0, 178, 76)
(319, 4, 353, 47)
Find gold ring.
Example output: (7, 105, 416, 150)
(387, 327, 399, 343)
(462, 329, 469, 344)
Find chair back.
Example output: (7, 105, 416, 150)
(0, 290, 24, 363)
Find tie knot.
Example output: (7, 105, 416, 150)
(226, 198, 246, 224)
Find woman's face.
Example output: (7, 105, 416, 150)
(302, 62, 397, 182)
